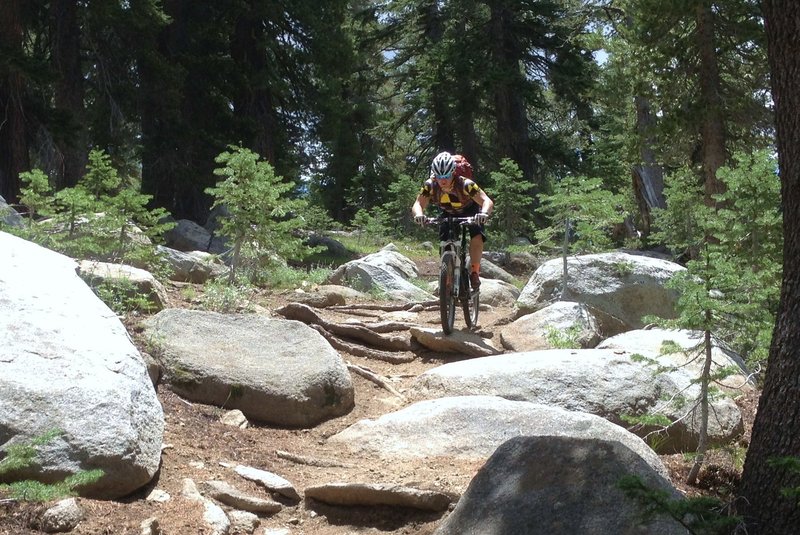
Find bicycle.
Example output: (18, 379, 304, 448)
(422, 215, 482, 334)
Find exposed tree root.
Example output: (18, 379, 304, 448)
(346, 362, 406, 402)
(310, 325, 414, 364)
(275, 450, 353, 468)
(277, 303, 410, 351)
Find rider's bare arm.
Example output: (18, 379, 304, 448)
(474, 189, 493, 216)
(412, 194, 429, 218)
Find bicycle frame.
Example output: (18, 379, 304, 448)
(436, 216, 472, 299)
(424, 215, 480, 334)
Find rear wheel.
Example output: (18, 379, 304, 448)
(439, 253, 456, 334)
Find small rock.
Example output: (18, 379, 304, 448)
(304, 482, 452, 512)
(235, 465, 300, 501)
(221, 409, 249, 428)
(146, 489, 171, 503)
(202, 480, 282, 514)
(182, 478, 230, 535)
(40, 498, 83, 533)
(140, 517, 160, 535)
(227, 510, 260, 534)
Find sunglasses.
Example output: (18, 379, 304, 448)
(435, 173, 453, 181)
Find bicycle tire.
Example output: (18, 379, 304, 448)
(468, 286, 480, 328)
(460, 267, 480, 329)
(439, 253, 457, 334)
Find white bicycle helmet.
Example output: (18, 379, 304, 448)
(431, 151, 456, 177)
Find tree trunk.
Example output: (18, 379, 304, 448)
(139, 0, 210, 223)
(0, 0, 29, 205)
(687, 323, 712, 484)
(137, 0, 179, 215)
(631, 96, 666, 237)
(695, 1, 727, 207)
(451, 16, 478, 166)
(50, 0, 87, 189)
(737, 1, 800, 532)
(231, 5, 278, 165)
(489, 3, 534, 188)
(422, 1, 454, 153)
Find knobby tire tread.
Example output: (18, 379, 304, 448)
(460, 267, 474, 329)
(439, 253, 456, 334)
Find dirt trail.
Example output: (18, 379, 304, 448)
(0, 281, 754, 535)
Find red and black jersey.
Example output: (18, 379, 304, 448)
(419, 176, 483, 214)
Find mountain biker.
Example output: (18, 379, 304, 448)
(411, 151, 493, 290)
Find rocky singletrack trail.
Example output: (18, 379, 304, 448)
(0, 270, 755, 535)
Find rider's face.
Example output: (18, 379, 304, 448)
(436, 173, 453, 189)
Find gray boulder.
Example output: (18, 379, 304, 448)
(597, 328, 756, 392)
(164, 219, 213, 252)
(409, 327, 502, 356)
(289, 284, 371, 308)
(499, 301, 601, 351)
(142, 309, 354, 427)
(304, 482, 451, 512)
(411, 349, 743, 453)
(327, 244, 433, 302)
(479, 278, 520, 307)
(77, 260, 170, 311)
(329, 395, 667, 478)
(156, 245, 228, 283)
(435, 436, 688, 535)
(0, 232, 163, 498)
(483, 250, 541, 276)
(0, 195, 24, 228)
(471, 256, 514, 283)
(305, 233, 353, 260)
(517, 251, 685, 331)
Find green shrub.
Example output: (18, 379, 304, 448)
(11, 150, 173, 274)
(200, 279, 254, 313)
(206, 145, 321, 285)
(0, 430, 104, 502)
(545, 325, 583, 349)
(488, 158, 538, 245)
(618, 475, 741, 534)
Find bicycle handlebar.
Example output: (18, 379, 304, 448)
(422, 215, 485, 226)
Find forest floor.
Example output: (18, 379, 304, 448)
(0, 257, 759, 535)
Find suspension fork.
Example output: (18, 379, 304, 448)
(440, 246, 460, 298)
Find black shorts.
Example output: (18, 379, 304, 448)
(439, 203, 486, 243)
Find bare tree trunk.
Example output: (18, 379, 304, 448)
(687, 324, 712, 484)
(561, 217, 570, 299)
(451, 16, 478, 166)
(632, 96, 666, 237)
(737, 0, 800, 532)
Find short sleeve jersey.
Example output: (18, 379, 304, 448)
(419, 176, 483, 214)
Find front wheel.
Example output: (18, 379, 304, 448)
(461, 268, 480, 329)
(439, 253, 457, 334)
